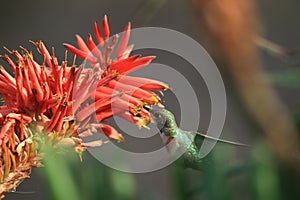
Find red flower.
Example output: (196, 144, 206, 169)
(64, 15, 168, 128)
(0, 16, 168, 196)
(0, 41, 113, 195)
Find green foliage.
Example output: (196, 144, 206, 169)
(40, 145, 80, 200)
(269, 69, 300, 88)
(294, 108, 300, 132)
(109, 170, 136, 200)
(36, 138, 300, 200)
(39, 149, 137, 200)
(249, 143, 280, 200)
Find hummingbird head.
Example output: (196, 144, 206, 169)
(150, 107, 177, 130)
(150, 107, 178, 143)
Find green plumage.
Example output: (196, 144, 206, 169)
(150, 108, 248, 170)
(150, 108, 207, 170)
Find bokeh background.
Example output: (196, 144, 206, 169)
(1, 0, 300, 199)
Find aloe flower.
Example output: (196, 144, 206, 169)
(0, 16, 168, 197)
(64, 15, 168, 128)
(0, 42, 103, 196)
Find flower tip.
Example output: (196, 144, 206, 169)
(165, 86, 172, 90)
(29, 40, 37, 46)
(102, 15, 110, 37)
(125, 22, 131, 31)
(3, 46, 9, 51)
(150, 96, 161, 104)
(29, 40, 43, 48)
(117, 136, 125, 143)
(94, 21, 104, 45)
(148, 55, 156, 60)
(144, 56, 156, 66)
(62, 43, 70, 48)
(142, 124, 150, 130)
(63, 43, 76, 54)
(75, 34, 90, 53)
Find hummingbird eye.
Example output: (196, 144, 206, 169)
(150, 109, 165, 121)
(156, 113, 163, 119)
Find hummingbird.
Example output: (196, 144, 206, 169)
(150, 108, 249, 170)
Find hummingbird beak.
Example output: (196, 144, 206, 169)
(149, 105, 162, 114)
(149, 105, 166, 117)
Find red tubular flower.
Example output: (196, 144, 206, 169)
(0, 40, 123, 195)
(0, 39, 125, 143)
(0, 16, 169, 197)
(64, 16, 169, 128)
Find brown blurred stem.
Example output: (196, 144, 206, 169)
(191, 0, 300, 168)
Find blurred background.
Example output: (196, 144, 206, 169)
(1, 0, 300, 199)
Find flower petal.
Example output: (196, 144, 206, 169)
(102, 15, 110, 38)
(76, 34, 90, 53)
(87, 34, 103, 58)
(99, 124, 124, 142)
(116, 22, 131, 58)
(112, 56, 155, 74)
(63, 43, 98, 64)
(117, 75, 169, 91)
(94, 21, 104, 46)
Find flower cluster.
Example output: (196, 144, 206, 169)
(0, 16, 168, 196)
(65, 15, 168, 128)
